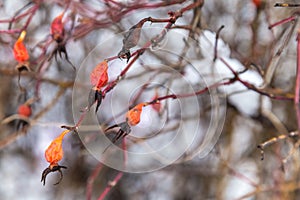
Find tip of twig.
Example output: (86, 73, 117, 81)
(274, 3, 300, 7)
(274, 3, 281, 7)
(61, 125, 78, 133)
(257, 145, 264, 160)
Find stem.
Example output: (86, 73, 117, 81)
(73, 0, 189, 39)
(147, 79, 233, 105)
(0, 29, 22, 34)
(86, 162, 103, 200)
(72, 0, 202, 128)
(97, 172, 123, 200)
(269, 15, 296, 29)
(103, 0, 123, 7)
(219, 58, 292, 101)
(96, 139, 126, 200)
(122, 137, 128, 165)
(103, 0, 203, 95)
(214, 25, 225, 61)
(274, 3, 300, 7)
(145, 56, 297, 106)
(295, 31, 300, 130)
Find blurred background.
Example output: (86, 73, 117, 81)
(1, 0, 300, 199)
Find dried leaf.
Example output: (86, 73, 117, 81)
(122, 24, 142, 50)
(118, 20, 146, 61)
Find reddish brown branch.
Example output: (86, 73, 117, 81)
(95, 136, 127, 200)
(145, 56, 296, 107)
(0, 2, 39, 34)
(103, 0, 203, 96)
(147, 78, 233, 105)
(274, 3, 300, 7)
(97, 172, 123, 200)
(214, 25, 225, 61)
(86, 162, 104, 200)
(73, 0, 202, 40)
(269, 15, 297, 29)
(295, 31, 300, 130)
(219, 58, 293, 101)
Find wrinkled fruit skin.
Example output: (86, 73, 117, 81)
(45, 136, 64, 165)
(45, 130, 69, 165)
(13, 42, 29, 62)
(126, 103, 145, 126)
(13, 31, 29, 63)
(88, 60, 108, 112)
(51, 13, 65, 43)
(18, 104, 31, 117)
(252, 0, 261, 7)
(90, 61, 109, 88)
(41, 130, 69, 185)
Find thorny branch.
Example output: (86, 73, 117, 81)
(2, 0, 300, 199)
